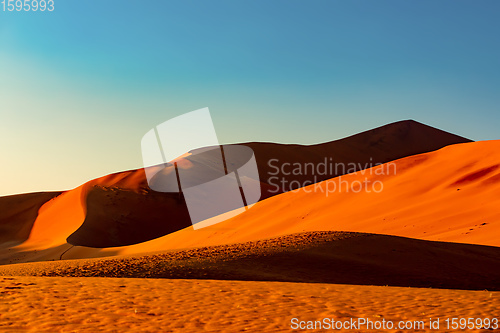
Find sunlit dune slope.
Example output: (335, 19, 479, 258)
(71, 139, 500, 259)
(0, 192, 61, 246)
(6, 170, 192, 251)
(0, 119, 469, 254)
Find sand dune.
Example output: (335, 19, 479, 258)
(1, 137, 498, 264)
(27, 138, 498, 264)
(103, 139, 498, 256)
(2, 139, 498, 265)
(0, 276, 497, 332)
(246, 119, 472, 191)
(67, 119, 470, 248)
(0, 120, 473, 263)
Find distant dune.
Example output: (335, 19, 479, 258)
(0, 120, 472, 260)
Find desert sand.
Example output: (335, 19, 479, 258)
(0, 276, 498, 332)
(1, 231, 498, 332)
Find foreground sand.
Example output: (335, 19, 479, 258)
(0, 276, 497, 332)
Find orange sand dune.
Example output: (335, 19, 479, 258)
(1, 141, 498, 264)
(64, 139, 500, 261)
(0, 141, 498, 268)
(67, 119, 470, 248)
(0, 120, 472, 263)
(12, 170, 154, 249)
(246, 119, 472, 191)
(0, 192, 61, 246)
(2, 140, 498, 264)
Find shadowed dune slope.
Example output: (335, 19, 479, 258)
(245, 119, 472, 189)
(0, 120, 470, 252)
(1, 231, 499, 290)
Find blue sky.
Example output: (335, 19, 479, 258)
(1, 0, 499, 195)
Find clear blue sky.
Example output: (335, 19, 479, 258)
(1, 0, 499, 195)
